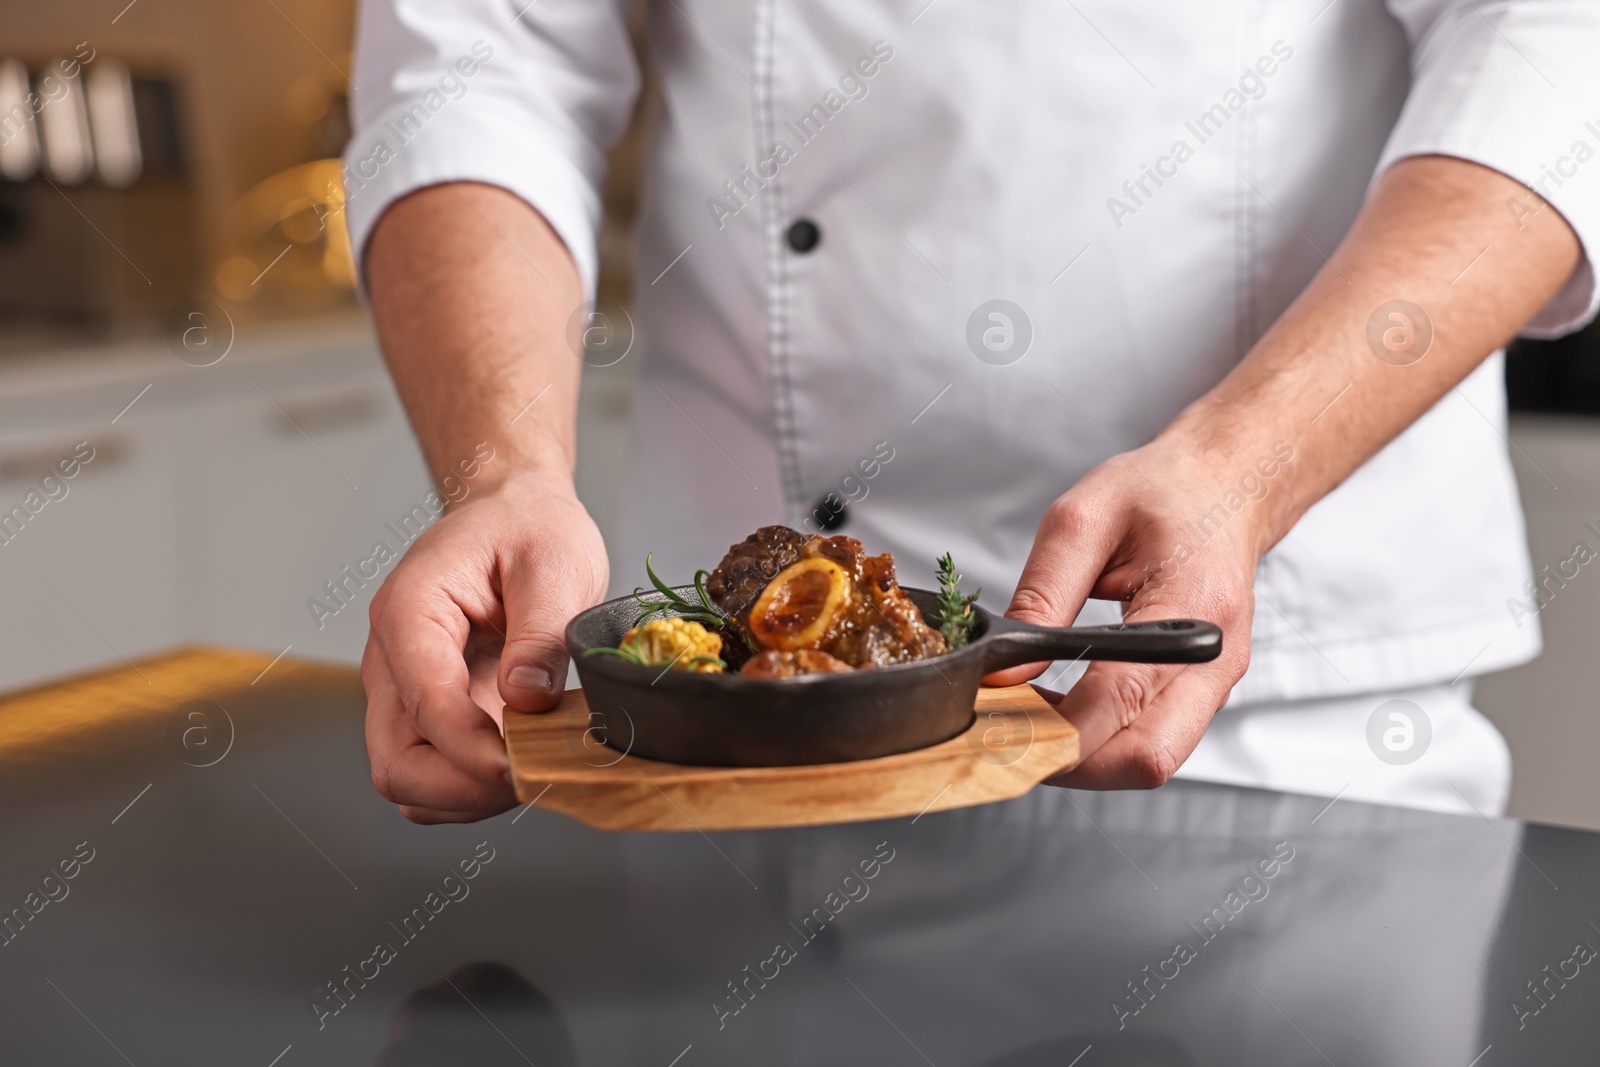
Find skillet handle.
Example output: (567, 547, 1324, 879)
(980, 616, 1222, 673)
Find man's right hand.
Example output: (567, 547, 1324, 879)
(359, 181, 595, 823)
(362, 471, 608, 824)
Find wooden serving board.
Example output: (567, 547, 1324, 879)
(503, 685, 1078, 831)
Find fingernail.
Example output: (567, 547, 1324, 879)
(508, 664, 554, 692)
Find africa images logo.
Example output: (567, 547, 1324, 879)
(1365, 300, 1433, 366)
(1365, 699, 1431, 766)
(966, 300, 1033, 367)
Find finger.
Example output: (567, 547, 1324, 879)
(363, 633, 420, 801)
(1038, 577, 1236, 778)
(364, 639, 515, 814)
(1046, 664, 1231, 789)
(983, 663, 1052, 686)
(986, 498, 1117, 686)
(399, 805, 507, 825)
(1049, 548, 1250, 785)
(497, 553, 584, 713)
(376, 732, 516, 813)
(1048, 657, 1186, 765)
(375, 581, 512, 785)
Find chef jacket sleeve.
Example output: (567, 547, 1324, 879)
(1378, 0, 1600, 337)
(343, 0, 640, 297)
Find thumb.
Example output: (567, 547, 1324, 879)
(497, 567, 580, 714)
(985, 502, 1113, 687)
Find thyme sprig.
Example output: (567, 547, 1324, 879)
(631, 553, 729, 629)
(935, 552, 980, 650)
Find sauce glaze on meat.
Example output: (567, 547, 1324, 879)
(707, 525, 947, 674)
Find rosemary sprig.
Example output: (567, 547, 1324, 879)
(935, 552, 980, 650)
(582, 645, 726, 670)
(631, 553, 729, 628)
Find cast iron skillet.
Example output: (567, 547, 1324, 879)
(565, 585, 1222, 768)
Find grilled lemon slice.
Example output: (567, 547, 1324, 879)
(748, 556, 854, 651)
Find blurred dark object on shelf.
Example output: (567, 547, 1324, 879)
(0, 52, 199, 328)
(1507, 316, 1600, 417)
(281, 74, 352, 161)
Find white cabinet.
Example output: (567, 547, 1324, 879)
(0, 407, 190, 685)
(0, 315, 634, 694)
(184, 375, 432, 666)
(0, 318, 434, 691)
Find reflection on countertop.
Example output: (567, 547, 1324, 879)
(2, 648, 1598, 1065)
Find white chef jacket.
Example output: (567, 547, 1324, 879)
(345, 2, 1600, 793)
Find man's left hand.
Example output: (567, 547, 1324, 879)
(986, 437, 1260, 787)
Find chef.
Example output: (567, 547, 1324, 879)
(347, 0, 1599, 824)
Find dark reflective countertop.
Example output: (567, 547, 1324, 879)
(3, 655, 1599, 1066)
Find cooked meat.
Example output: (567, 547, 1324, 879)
(712, 622, 754, 673)
(826, 547, 948, 666)
(706, 525, 808, 619)
(708, 525, 947, 669)
(739, 649, 855, 678)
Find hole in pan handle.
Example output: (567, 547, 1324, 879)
(980, 616, 1223, 673)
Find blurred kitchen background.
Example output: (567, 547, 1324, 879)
(2, 3, 1598, 828)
